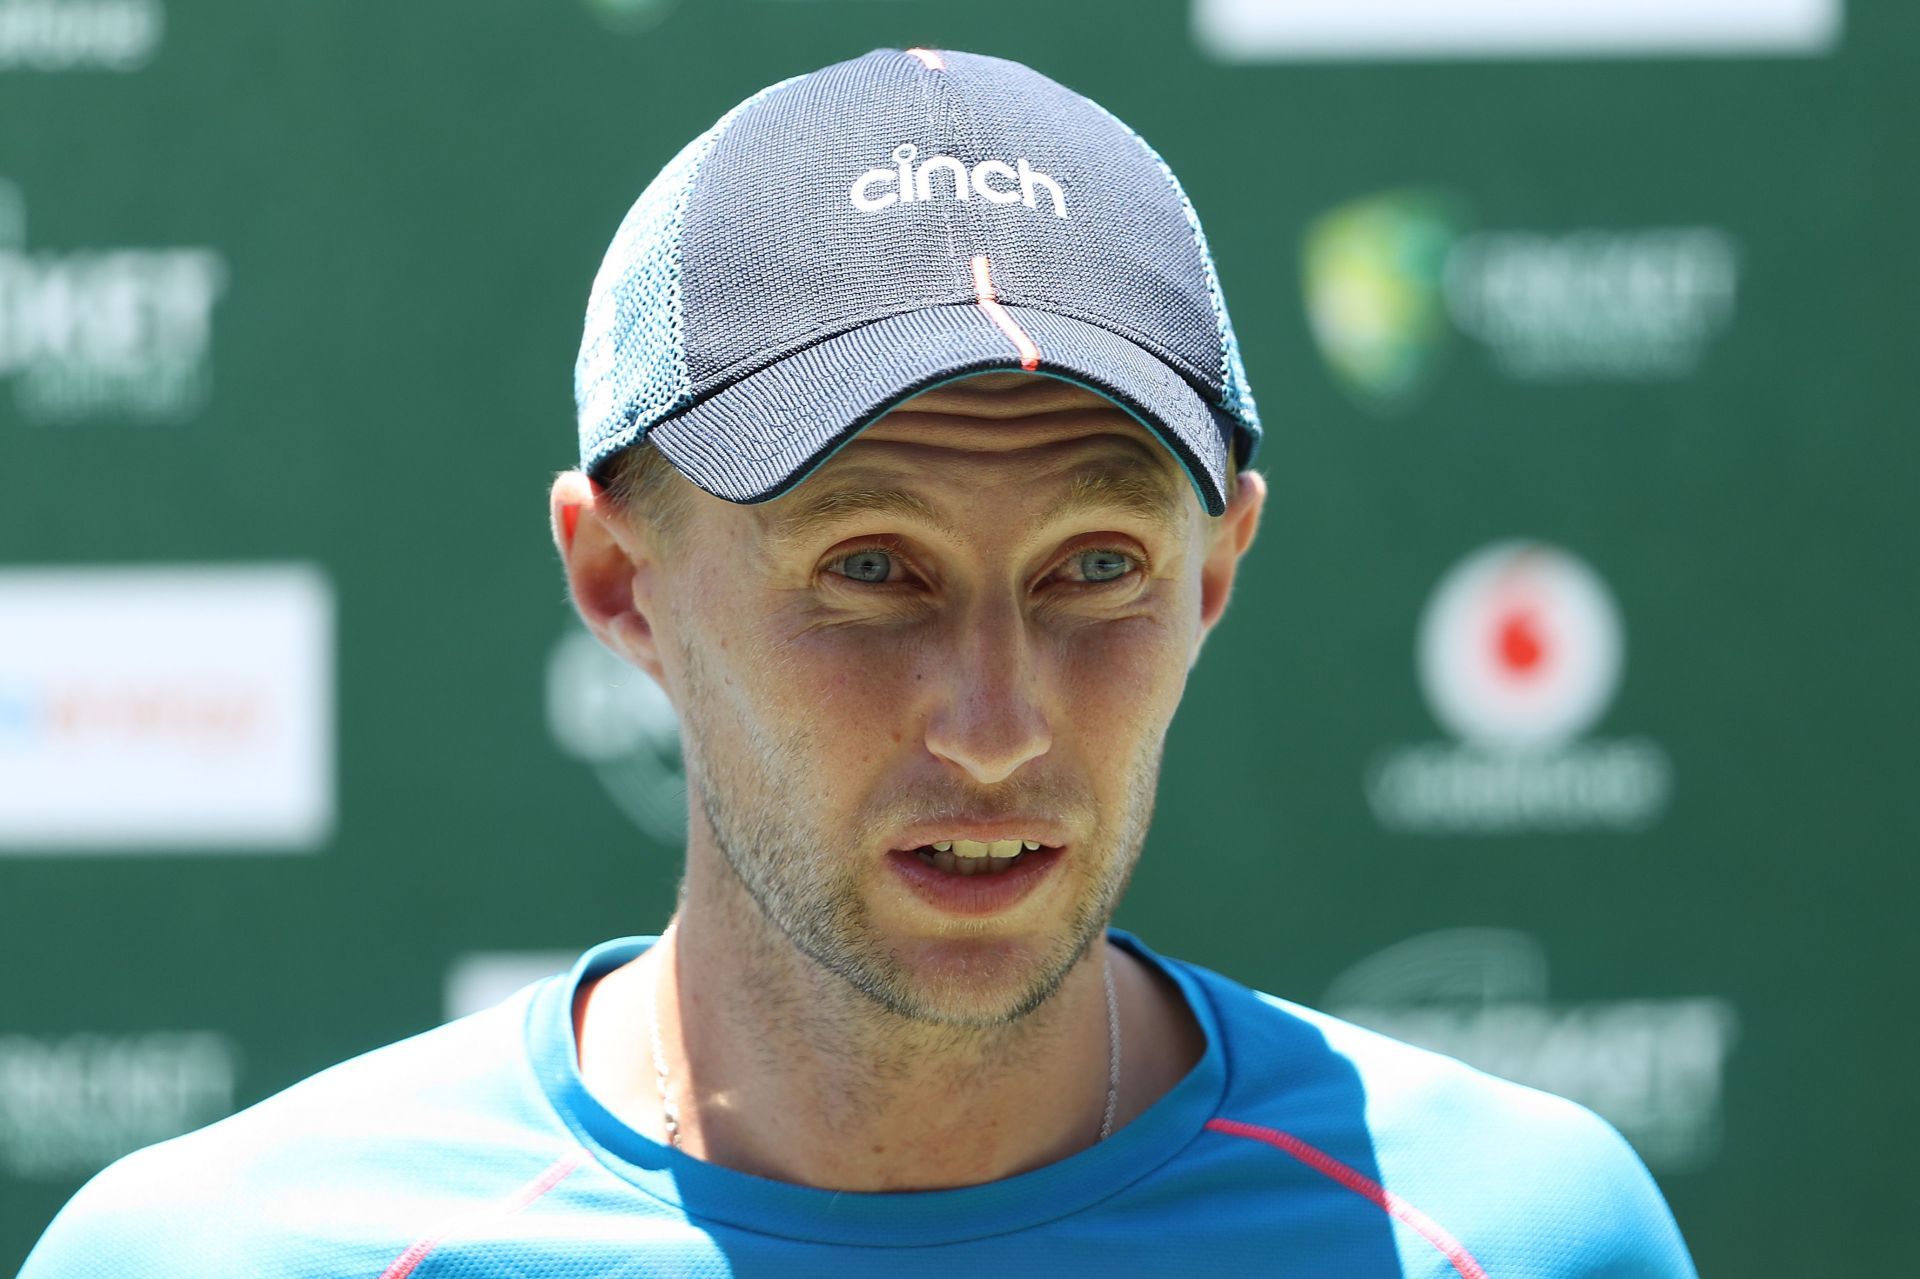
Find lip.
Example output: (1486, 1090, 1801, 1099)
(886, 846, 1065, 917)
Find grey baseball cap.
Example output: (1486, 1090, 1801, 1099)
(573, 46, 1262, 517)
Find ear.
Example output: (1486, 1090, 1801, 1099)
(1192, 468, 1266, 668)
(550, 470, 667, 683)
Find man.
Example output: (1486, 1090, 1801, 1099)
(24, 48, 1696, 1276)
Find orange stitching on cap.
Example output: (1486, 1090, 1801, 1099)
(969, 254, 1041, 371)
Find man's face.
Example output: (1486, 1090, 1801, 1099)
(618, 373, 1254, 1028)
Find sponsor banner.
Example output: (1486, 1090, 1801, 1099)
(1196, 0, 1840, 61)
(0, 565, 334, 851)
(1326, 929, 1737, 1172)
(0, 1031, 238, 1179)
(1367, 542, 1671, 834)
(0, 181, 227, 424)
(1304, 190, 1739, 411)
(545, 623, 686, 844)
(444, 951, 578, 1021)
(0, 0, 162, 72)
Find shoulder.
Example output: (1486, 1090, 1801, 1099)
(1174, 957, 1698, 1278)
(19, 980, 575, 1277)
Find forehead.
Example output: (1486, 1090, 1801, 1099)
(858, 371, 1165, 453)
(748, 372, 1199, 543)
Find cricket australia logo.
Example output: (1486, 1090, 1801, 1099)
(850, 143, 1068, 219)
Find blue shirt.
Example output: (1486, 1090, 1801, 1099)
(21, 931, 1697, 1276)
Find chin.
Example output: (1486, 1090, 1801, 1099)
(878, 934, 1076, 1027)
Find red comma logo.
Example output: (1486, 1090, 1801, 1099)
(1419, 541, 1623, 753)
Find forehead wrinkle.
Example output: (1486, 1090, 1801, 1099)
(759, 455, 1189, 551)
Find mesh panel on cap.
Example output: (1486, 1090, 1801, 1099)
(1078, 95, 1263, 468)
(573, 73, 808, 476)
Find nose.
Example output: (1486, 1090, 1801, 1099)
(923, 599, 1053, 785)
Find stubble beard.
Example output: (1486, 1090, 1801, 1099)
(675, 639, 1163, 1032)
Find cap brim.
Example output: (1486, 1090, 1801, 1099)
(629, 304, 1236, 516)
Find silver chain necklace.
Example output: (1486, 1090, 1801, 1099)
(649, 928, 1122, 1149)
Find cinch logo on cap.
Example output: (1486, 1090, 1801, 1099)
(849, 142, 1068, 218)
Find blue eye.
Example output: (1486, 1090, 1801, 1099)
(1073, 549, 1135, 583)
(835, 549, 896, 583)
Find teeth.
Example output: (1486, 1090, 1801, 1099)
(916, 837, 1045, 871)
(947, 838, 1034, 859)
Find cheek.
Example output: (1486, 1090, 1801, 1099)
(770, 627, 923, 763)
(1051, 615, 1191, 743)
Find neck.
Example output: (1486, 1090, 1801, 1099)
(663, 850, 1115, 1190)
(575, 819, 1207, 1192)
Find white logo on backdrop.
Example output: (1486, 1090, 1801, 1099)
(1446, 228, 1740, 381)
(1419, 540, 1621, 751)
(545, 625, 686, 844)
(1195, 0, 1841, 61)
(0, 180, 227, 423)
(1326, 929, 1738, 1172)
(0, 565, 334, 852)
(0, 0, 163, 72)
(0, 1031, 238, 1179)
(1367, 542, 1671, 833)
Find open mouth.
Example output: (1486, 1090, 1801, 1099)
(909, 838, 1049, 877)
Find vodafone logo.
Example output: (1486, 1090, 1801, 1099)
(1418, 541, 1622, 752)
(1367, 539, 1669, 835)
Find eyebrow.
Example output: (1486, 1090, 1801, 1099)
(763, 463, 1190, 548)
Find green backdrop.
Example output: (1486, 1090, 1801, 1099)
(3, 1, 1914, 1272)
